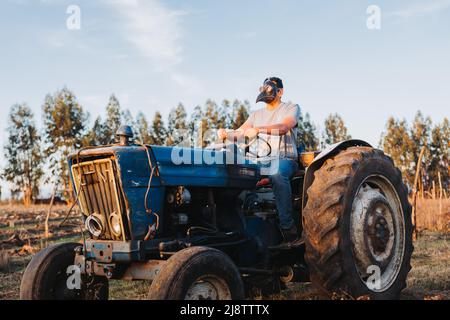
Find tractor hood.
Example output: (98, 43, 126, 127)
(69, 144, 260, 189)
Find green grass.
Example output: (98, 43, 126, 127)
(403, 232, 449, 299)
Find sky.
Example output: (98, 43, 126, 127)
(0, 0, 449, 197)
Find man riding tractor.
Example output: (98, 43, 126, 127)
(20, 77, 413, 300)
(218, 77, 300, 244)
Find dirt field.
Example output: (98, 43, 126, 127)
(0, 204, 448, 300)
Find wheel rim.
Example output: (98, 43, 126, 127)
(185, 275, 232, 300)
(350, 175, 405, 293)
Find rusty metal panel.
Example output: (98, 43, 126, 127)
(121, 260, 166, 281)
(84, 240, 145, 262)
(71, 158, 126, 241)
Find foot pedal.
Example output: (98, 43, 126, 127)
(268, 238, 305, 251)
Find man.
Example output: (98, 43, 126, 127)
(218, 77, 300, 243)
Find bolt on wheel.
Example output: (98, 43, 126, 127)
(350, 175, 406, 292)
(185, 275, 232, 300)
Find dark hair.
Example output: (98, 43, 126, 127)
(265, 77, 283, 89)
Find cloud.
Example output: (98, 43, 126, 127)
(44, 34, 65, 48)
(388, 0, 450, 19)
(79, 95, 107, 109)
(106, 0, 186, 67)
(236, 31, 257, 39)
(170, 72, 202, 95)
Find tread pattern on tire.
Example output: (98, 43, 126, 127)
(20, 243, 81, 300)
(302, 147, 413, 298)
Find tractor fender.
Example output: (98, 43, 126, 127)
(302, 139, 372, 209)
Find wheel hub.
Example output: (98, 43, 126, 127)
(350, 178, 405, 292)
(368, 211, 390, 254)
(186, 281, 220, 300)
(364, 198, 395, 269)
(185, 275, 231, 300)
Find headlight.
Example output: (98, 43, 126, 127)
(85, 215, 104, 237)
(109, 212, 122, 237)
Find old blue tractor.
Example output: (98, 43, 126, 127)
(20, 126, 413, 300)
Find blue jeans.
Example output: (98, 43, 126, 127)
(260, 159, 298, 229)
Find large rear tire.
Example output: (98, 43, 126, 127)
(148, 247, 244, 300)
(302, 147, 413, 299)
(20, 242, 108, 300)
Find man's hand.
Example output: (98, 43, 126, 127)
(217, 129, 228, 140)
(218, 126, 258, 142)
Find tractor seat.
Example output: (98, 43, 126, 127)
(256, 178, 271, 188)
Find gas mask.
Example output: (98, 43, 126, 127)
(256, 80, 279, 104)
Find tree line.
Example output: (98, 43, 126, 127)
(1, 86, 448, 204)
(380, 111, 449, 195)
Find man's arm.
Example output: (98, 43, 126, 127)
(218, 104, 299, 140)
(226, 121, 253, 140)
(218, 115, 297, 140)
(254, 115, 298, 136)
(218, 117, 253, 141)
(220, 115, 296, 141)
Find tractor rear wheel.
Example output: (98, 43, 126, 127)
(302, 147, 413, 299)
(148, 247, 244, 300)
(20, 243, 108, 300)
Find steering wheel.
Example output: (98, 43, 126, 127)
(207, 135, 272, 159)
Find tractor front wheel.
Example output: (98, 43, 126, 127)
(302, 147, 413, 299)
(148, 247, 244, 300)
(20, 243, 108, 300)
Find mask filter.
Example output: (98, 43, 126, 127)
(256, 80, 279, 104)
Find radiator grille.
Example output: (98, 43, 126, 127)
(71, 158, 126, 240)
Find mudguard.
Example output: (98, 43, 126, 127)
(302, 139, 372, 208)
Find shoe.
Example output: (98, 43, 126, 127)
(281, 224, 298, 243)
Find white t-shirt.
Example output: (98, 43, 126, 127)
(245, 102, 300, 160)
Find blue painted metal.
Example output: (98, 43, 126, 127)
(240, 216, 282, 267)
(83, 240, 146, 263)
(152, 146, 259, 188)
